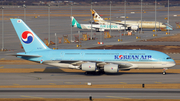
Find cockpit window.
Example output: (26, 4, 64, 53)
(166, 57, 171, 59)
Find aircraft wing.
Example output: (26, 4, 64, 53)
(94, 20, 129, 27)
(96, 61, 136, 69)
(115, 23, 128, 27)
(113, 21, 131, 27)
(92, 26, 105, 31)
(42, 60, 136, 70)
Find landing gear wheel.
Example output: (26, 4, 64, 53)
(163, 71, 166, 75)
(162, 68, 167, 75)
(84, 71, 104, 75)
(84, 72, 94, 75)
(85, 72, 89, 75)
(96, 29, 100, 32)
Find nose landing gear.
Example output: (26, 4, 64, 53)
(163, 68, 167, 75)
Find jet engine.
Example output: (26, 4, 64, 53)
(96, 28, 104, 32)
(81, 62, 97, 71)
(104, 64, 119, 73)
(131, 25, 139, 30)
(127, 25, 139, 31)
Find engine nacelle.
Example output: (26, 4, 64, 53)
(104, 64, 119, 73)
(81, 62, 97, 71)
(96, 28, 104, 32)
(130, 25, 139, 30)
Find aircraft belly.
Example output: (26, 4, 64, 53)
(136, 62, 175, 69)
(112, 61, 175, 69)
(138, 64, 170, 69)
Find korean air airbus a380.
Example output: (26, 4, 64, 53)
(11, 18, 175, 75)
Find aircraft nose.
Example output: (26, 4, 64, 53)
(170, 60, 176, 67)
(173, 61, 176, 66)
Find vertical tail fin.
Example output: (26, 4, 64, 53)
(70, 16, 82, 29)
(90, 9, 104, 22)
(10, 18, 51, 52)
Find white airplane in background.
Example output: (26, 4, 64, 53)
(91, 9, 173, 31)
(71, 16, 125, 32)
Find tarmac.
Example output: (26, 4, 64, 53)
(0, 88, 180, 99)
(0, 5, 180, 99)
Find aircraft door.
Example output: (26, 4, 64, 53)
(81, 51, 84, 58)
(60, 51, 64, 57)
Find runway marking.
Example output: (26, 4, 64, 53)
(0, 66, 4, 68)
(21, 95, 43, 99)
(155, 82, 162, 84)
(0, 58, 4, 60)
(64, 82, 74, 84)
(49, 83, 56, 85)
(36, 77, 42, 80)
(120, 82, 127, 84)
(106, 96, 131, 99)
(13, 84, 20, 86)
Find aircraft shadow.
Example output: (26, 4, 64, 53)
(119, 72, 177, 75)
(34, 67, 65, 73)
(33, 67, 178, 76)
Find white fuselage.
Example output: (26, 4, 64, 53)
(80, 24, 125, 31)
(118, 20, 166, 29)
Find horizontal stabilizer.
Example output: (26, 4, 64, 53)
(10, 54, 41, 57)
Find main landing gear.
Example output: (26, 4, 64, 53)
(163, 68, 167, 75)
(85, 71, 105, 75)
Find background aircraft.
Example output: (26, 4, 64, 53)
(91, 9, 173, 31)
(71, 16, 125, 32)
(11, 18, 175, 75)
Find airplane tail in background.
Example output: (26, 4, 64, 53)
(90, 9, 104, 22)
(71, 16, 82, 29)
(10, 18, 51, 53)
(165, 23, 173, 30)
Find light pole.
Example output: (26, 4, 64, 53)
(48, 4, 50, 45)
(1, 6, 4, 51)
(168, 0, 169, 34)
(71, 3, 73, 41)
(55, 33, 57, 49)
(110, 1, 112, 36)
(141, 0, 142, 34)
(23, 4, 26, 22)
(91, 2, 93, 40)
(155, 0, 156, 35)
(124, 0, 126, 35)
